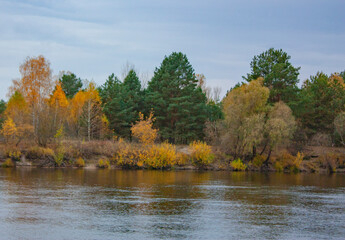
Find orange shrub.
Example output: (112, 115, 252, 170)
(131, 112, 158, 145)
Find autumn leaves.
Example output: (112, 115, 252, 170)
(3, 55, 107, 146)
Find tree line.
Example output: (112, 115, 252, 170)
(0, 49, 345, 163)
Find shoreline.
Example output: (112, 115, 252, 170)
(5, 160, 345, 174)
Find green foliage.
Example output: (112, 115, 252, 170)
(206, 100, 223, 122)
(54, 147, 64, 167)
(147, 52, 208, 144)
(230, 158, 247, 171)
(59, 72, 82, 98)
(0, 99, 6, 127)
(99, 71, 143, 138)
(334, 111, 345, 146)
(243, 48, 300, 106)
(297, 72, 345, 135)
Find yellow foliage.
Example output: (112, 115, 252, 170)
(97, 158, 110, 168)
(2, 158, 14, 168)
(1, 118, 17, 143)
(27, 146, 54, 159)
(275, 151, 304, 172)
(85, 82, 101, 103)
(189, 141, 214, 166)
(49, 82, 69, 108)
(142, 143, 177, 169)
(16, 55, 53, 107)
(115, 141, 177, 169)
(294, 152, 304, 169)
(221, 78, 269, 157)
(230, 158, 247, 171)
(176, 152, 189, 166)
(131, 112, 158, 145)
(114, 140, 140, 167)
(274, 161, 283, 172)
(70, 90, 87, 123)
(75, 157, 85, 167)
(7, 150, 21, 161)
(5, 91, 29, 122)
(54, 125, 64, 140)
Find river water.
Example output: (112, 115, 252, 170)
(0, 169, 344, 240)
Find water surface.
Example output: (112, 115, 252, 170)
(0, 169, 344, 239)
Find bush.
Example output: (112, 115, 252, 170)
(142, 142, 177, 169)
(2, 158, 14, 168)
(291, 152, 304, 172)
(7, 150, 21, 161)
(131, 112, 158, 145)
(54, 147, 65, 167)
(189, 141, 214, 167)
(176, 152, 189, 166)
(97, 158, 110, 168)
(230, 158, 247, 171)
(252, 154, 265, 168)
(114, 139, 140, 167)
(319, 153, 338, 172)
(75, 157, 85, 167)
(26, 146, 54, 159)
(274, 161, 283, 172)
(275, 151, 304, 173)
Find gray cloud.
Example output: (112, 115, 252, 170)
(0, 0, 344, 99)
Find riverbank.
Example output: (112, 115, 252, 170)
(0, 140, 345, 173)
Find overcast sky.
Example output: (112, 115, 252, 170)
(0, 0, 344, 99)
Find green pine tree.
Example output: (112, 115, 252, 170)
(147, 52, 208, 144)
(99, 71, 143, 139)
(59, 72, 83, 99)
(243, 48, 300, 106)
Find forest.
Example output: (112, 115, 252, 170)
(1, 49, 345, 172)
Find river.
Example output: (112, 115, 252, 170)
(0, 168, 344, 240)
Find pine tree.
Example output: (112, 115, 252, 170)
(59, 72, 83, 99)
(147, 52, 208, 144)
(99, 71, 143, 139)
(243, 48, 300, 106)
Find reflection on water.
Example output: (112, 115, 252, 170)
(0, 169, 344, 239)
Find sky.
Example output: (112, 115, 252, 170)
(0, 0, 344, 100)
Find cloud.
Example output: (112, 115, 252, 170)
(0, 0, 344, 100)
